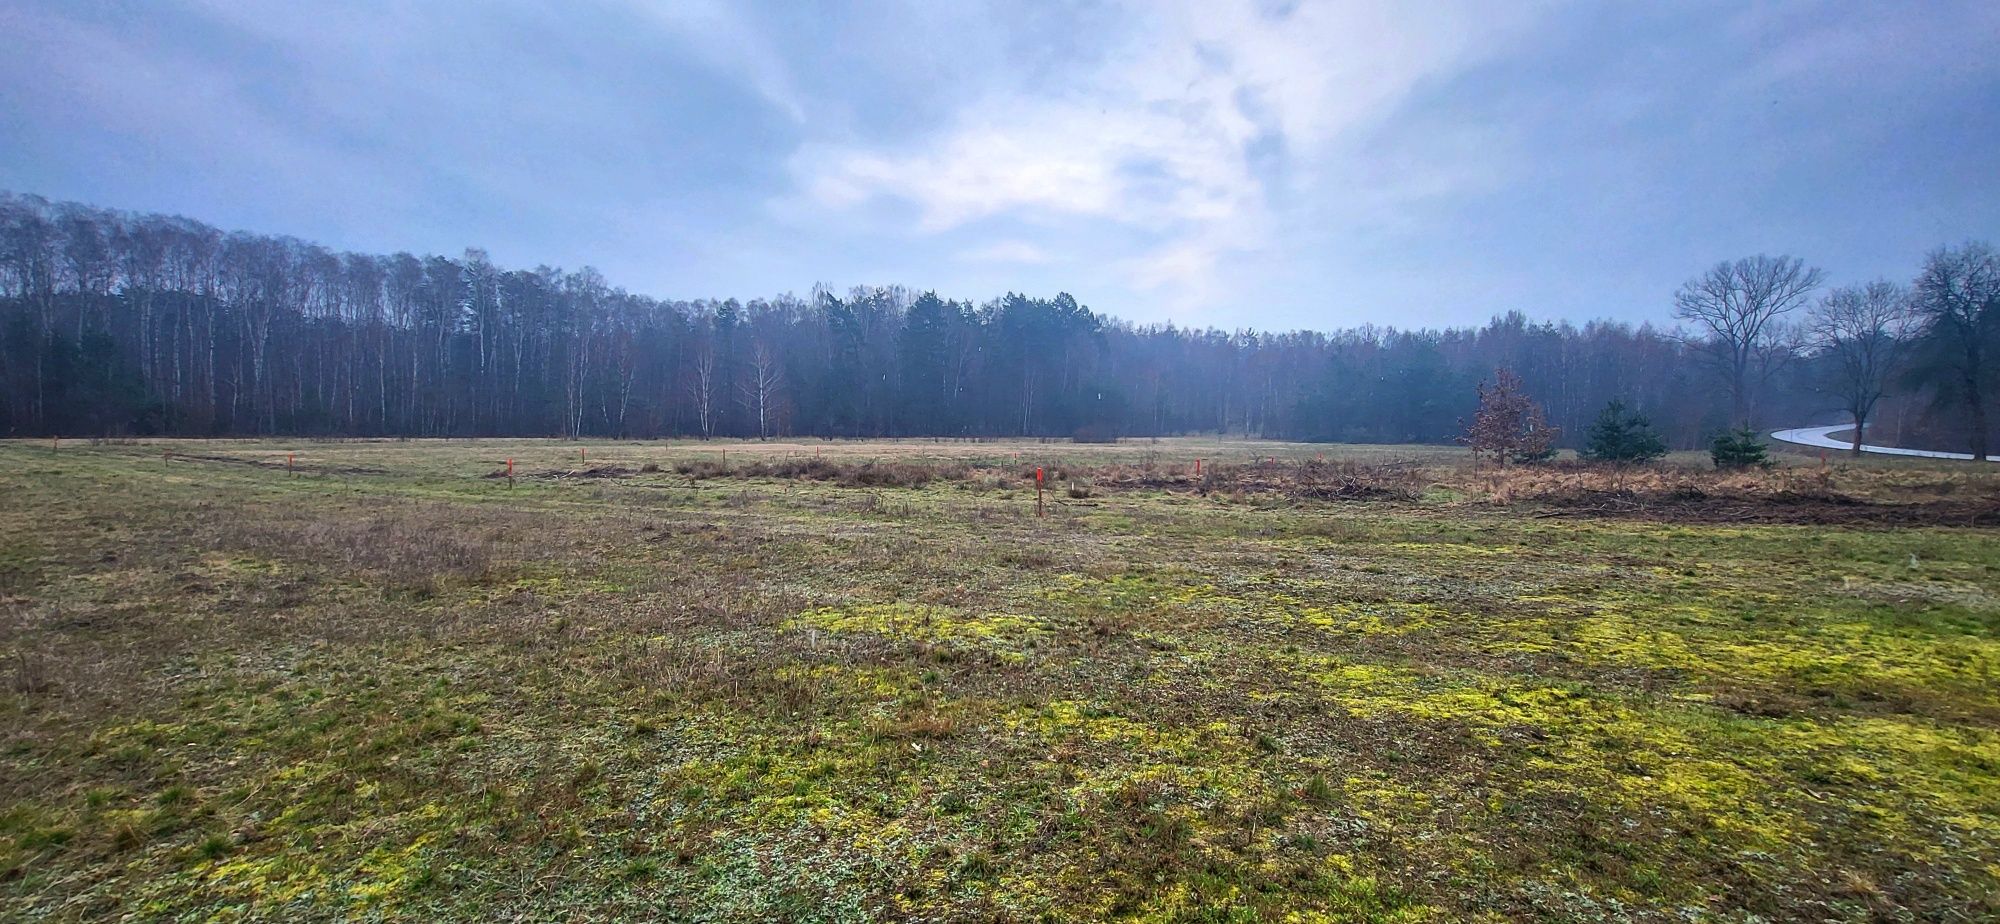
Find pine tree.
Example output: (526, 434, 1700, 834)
(1710, 427, 1774, 469)
(1580, 400, 1668, 463)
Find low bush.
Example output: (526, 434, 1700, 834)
(1711, 428, 1774, 470)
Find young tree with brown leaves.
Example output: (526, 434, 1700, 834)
(1462, 368, 1560, 465)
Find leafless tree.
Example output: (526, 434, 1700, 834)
(1807, 281, 1915, 454)
(1910, 242, 1999, 460)
(687, 336, 716, 439)
(741, 339, 783, 439)
(1674, 255, 1824, 427)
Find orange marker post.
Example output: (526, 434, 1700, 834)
(506, 457, 515, 487)
(1035, 466, 1046, 518)
(1195, 458, 1202, 477)
(287, 452, 296, 475)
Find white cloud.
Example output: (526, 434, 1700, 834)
(789, 0, 1538, 314)
(957, 240, 1053, 265)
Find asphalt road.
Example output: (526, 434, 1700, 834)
(1769, 424, 1996, 462)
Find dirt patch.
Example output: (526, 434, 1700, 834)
(1068, 459, 1427, 502)
(1223, 460, 1427, 502)
(672, 457, 939, 488)
(1530, 487, 2000, 526)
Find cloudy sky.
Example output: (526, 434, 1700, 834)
(3, 0, 1995, 329)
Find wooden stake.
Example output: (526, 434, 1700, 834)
(1195, 458, 1202, 477)
(1035, 466, 1045, 518)
(287, 452, 295, 475)
(507, 457, 515, 488)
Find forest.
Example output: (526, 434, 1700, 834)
(2, 192, 1992, 453)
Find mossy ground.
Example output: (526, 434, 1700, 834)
(1, 437, 1996, 922)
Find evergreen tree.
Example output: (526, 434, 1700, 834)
(1580, 401, 1668, 463)
(1710, 427, 1774, 469)
(896, 291, 950, 433)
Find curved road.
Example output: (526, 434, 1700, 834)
(1769, 425, 1996, 462)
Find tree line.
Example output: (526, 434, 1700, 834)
(1, 192, 1991, 453)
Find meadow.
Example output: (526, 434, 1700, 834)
(2, 437, 1997, 922)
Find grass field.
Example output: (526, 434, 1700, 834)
(2, 437, 1997, 922)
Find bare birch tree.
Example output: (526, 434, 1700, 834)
(741, 339, 783, 439)
(687, 336, 716, 439)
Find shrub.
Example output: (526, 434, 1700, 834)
(1462, 368, 1560, 465)
(1581, 401, 1668, 463)
(673, 459, 731, 478)
(839, 462, 931, 488)
(1711, 427, 1774, 469)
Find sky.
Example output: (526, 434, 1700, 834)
(2, 0, 1996, 330)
